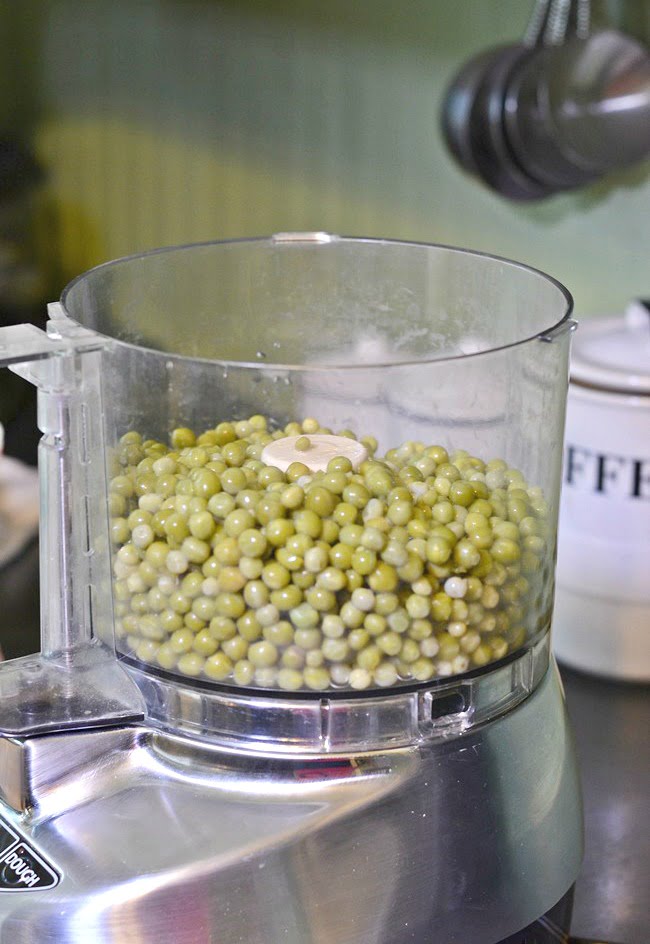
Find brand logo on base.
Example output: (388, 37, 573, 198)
(0, 818, 59, 891)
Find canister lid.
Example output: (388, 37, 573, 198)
(571, 301, 650, 395)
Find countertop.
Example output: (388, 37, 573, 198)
(563, 667, 649, 944)
(0, 540, 648, 944)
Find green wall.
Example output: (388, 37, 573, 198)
(2, 0, 649, 316)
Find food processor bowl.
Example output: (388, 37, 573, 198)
(57, 234, 574, 713)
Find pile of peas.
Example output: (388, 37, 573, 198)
(109, 416, 552, 692)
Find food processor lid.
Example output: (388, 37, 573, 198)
(571, 301, 650, 395)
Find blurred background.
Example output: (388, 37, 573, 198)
(0, 0, 649, 465)
(0, 12, 647, 940)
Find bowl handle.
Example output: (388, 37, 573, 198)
(0, 306, 145, 739)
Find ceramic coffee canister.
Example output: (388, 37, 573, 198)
(554, 301, 650, 681)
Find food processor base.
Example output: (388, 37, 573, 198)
(0, 661, 582, 943)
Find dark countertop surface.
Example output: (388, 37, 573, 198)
(0, 540, 648, 944)
(563, 667, 649, 944)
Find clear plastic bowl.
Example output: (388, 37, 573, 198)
(59, 234, 573, 696)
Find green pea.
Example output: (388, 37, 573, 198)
(437, 633, 460, 661)
(162, 513, 189, 544)
(182, 447, 209, 469)
(192, 630, 218, 656)
(426, 535, 452, 564)
(215, 592, 245, 619)
(317, 470, 345, 495)
(284, 461, 309, 482)
(376, 631, 402, 656)
(466, 527, 493, 550)
(169, 629, 194, 654)
(160, 611, 183, 633)
(381, 541, 408, 567)
(204, 652, 233, 680)
(171, 428, 196, 450)
(181, 537, 210, 564)
(340, 602, 365, 629)
(292, 567, 315, 590)
(286, 532, 312, 556)
(356, 645, 381, 671)
(303, 545, 329, 573)
(293, 509, 322, 539)
(211, 537, 240, 566)
(346, 569, 363, 592)
(430, 592, 452, 622)
(110, 475, 135, 499)
(265, 518, 295, 547)
(411, 658, 435, 681)
(184, 611, 206, 632)
(263, 621, 294, 647)
(326, 455, 353, 473)
(364, 469, 393, 496)
(305, 587, 336, 611)
(190, 596, 216, 622)
(316, 567, 346, 591)
(276, 668, 303, 691)
(241, 580, 269, 609)
(111, 519, 130, 544)
(397, 553, 424, 582)
(329, 543, 353, 569)
(206, 460, 227, 475)
(406, 518, 428, 539)
(289, 603, 319, 629)
(344, 628, 368, 651)
(135, 639, 158, 662)
(521, 550, 541, 574)
(208, 492, 236, 519)
(247, 641, 278, 667)
(237, 528, 268, 558)
(332, 502, 358, 526)
(156, 643, 177, 670)
(448, 480, 475, 506)
(321, 519, 340, 545)
(257, 466, 285, 488)
(322, 638, 350, 662)
(351, 547, 377, 576)
(339, 524, 364, 547)
(187, 511, 214, 540)
(507, 498, 528, 524)
(491, 538, 521, 564)
(368, 562, 398, 593)
(387, 499, 413, 526)
(359, 526, 386, 552)
(342, 481, 371, 509)
(109, 493, 127, 517)
(255, 496, 285, 525)
(454, 539, 481, 570)
(220, 468, 248, 495)
(270, 584, 303, 612)
(224, 508, 255, 537)
(303, 667, 331, 691)
(209, 616, 237, 640)
(180, 572, 204, 597)
(220, 441, 247, 467)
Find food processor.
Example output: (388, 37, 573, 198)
(0, 234, 582, 943)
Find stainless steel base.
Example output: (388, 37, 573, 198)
(0, 663, 582, 943)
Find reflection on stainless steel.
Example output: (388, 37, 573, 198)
(441, 0, 650, 200)
(0, 661, 582, 943)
